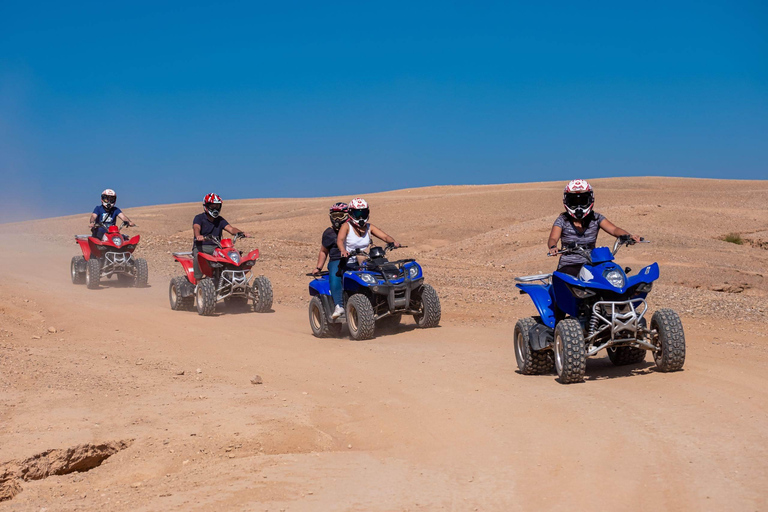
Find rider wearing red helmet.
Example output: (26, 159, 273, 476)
(192, 193, 249, 280)
(547, 180, 641, 276)
(89, 188, 135, 239)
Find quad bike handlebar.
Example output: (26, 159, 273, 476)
(202, 232, 247, 248)
(548, 236, 648, 258)
(92, 220, 135, 230)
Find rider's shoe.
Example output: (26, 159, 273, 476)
(331, 305, 344, 319)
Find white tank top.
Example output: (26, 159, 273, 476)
(345, 223, 371, 258)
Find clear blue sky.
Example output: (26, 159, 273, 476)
(1, 1, 766, 222)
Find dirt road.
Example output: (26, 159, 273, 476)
(2, 178, 768, 510)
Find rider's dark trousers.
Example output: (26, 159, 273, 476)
(193, 244, 216, 280)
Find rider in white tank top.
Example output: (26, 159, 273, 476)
(345, 223, 371, 262)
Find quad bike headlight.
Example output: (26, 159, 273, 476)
(408, 266, 419, 279)
(567, 285, 595, 299)
(111, 236, 123, 247)
(360, 273, 377, 284)
(228, 251, 240, 264)
(604, 268, 625, 289)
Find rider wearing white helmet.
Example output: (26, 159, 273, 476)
(547, 180, 641, 276)
(89, 188, 135, 239)
(333, 197, 400, 319)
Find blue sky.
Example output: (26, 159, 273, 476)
(1, 1, 766, 222)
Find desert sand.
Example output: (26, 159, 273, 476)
(1, 177, 767, 511)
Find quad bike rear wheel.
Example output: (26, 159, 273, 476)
(133, 258, 149, 287)
(196, 279, 217, 316)
(309, 296, 342, 338)
(651, 309, 686, 372)
(169, 276, 194, 311)
(514, 317, 555, 375)
(86, 258, 101, 289)
(346, 293, 375, 340)
(607, 317, 648, 365)
(413, 284, 441, 328)
(71, 256, 86, 285)
(554, 318, 587, 384)
(251, 275, 273, 313)
(378, 314, 402, 330)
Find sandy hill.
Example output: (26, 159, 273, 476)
(1, 177, 767, 511)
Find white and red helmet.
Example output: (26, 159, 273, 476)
(563, 179, 594, 219)
(348, 197, 369, 228)
(101, 189, 117, 209)
(203, 193, 223, 218)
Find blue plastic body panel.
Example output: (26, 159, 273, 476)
(310, 261, 424, 297)
(515, 283, 557, 328)
(590, 247, 614, 264)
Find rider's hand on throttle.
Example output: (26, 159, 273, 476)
(393, 241, 401, 248)
(195, 235, 205, 242)
(548, 246, 559, 256)
(631, 234, 642, 243)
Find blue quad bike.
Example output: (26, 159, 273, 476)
(514, 236, 685, 383)
(307, 244, 441, 340)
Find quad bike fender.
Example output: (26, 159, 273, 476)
(173, 254, 198, 285)
(242, 249, 260, 262)
(626, 262, 659, 288)
(309, 277, 331, 296)
(75, 236, 93, 260)
(342, 272, 370, 293)
(126, 234, 140, 247)
(516, 283, 556, 328)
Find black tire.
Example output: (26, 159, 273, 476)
(554, 318, 587, 384)
(607, 346, 646, 365)
(413, 284, 441, 328)
(378, 314, 402, 330)
(514, 317, 554, 375)
(346, 293, 375, 340)
(251, 275, 273, 313)
(71, 256, 86, 285)
(86, 258, 101, 289)
(133, 258, 149, 287)
(308, 296, 342, 338)
(169, 276, 194, 311)
(651, 309, 686, 372)
(196, 278, 217, 316)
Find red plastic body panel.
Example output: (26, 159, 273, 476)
(173, 246, 261, 285)
(76, 234, 141, 261)
(173, 254, 197, 285)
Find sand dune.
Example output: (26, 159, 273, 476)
(1, 177, 767, 510)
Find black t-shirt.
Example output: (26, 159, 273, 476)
(322, 227, 342, 261)
(193, 213, 230, 247)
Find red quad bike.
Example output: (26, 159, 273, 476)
(169, 234, 273, 316)
(71, 221, 148, 289)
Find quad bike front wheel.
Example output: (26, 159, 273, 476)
(514, 317, 554, 375)
(86, 258, 101, 289)
(169, 276, 194, 311)
(554, 318, 587, 384)
(71, 256, 86, 285)
(251, 275, 273, 313)
(413, 284, 441, 328)
(133, 258, 149, 287)
(651, 309, 686, 372)
(196, 279, 217, 316)
(346, 293, 375, 340)
(309, 296, 342, 338)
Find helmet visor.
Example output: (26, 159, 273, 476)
(206, 203, 222, 213)
(565, 192, 593, 208)
(330, 211, 348, 221)
(349, 208, 369, 220)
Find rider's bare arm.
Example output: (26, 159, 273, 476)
(224, 225, 248, 238)
(599, 218, 641, 242)
(547, 225, 562, 255)
(336, 223, 350, 258)
(117, 212, 135, 226)
(314, 245, 329, 274)
(193, 223, 204, 242)
(370, 225, 399, 247)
